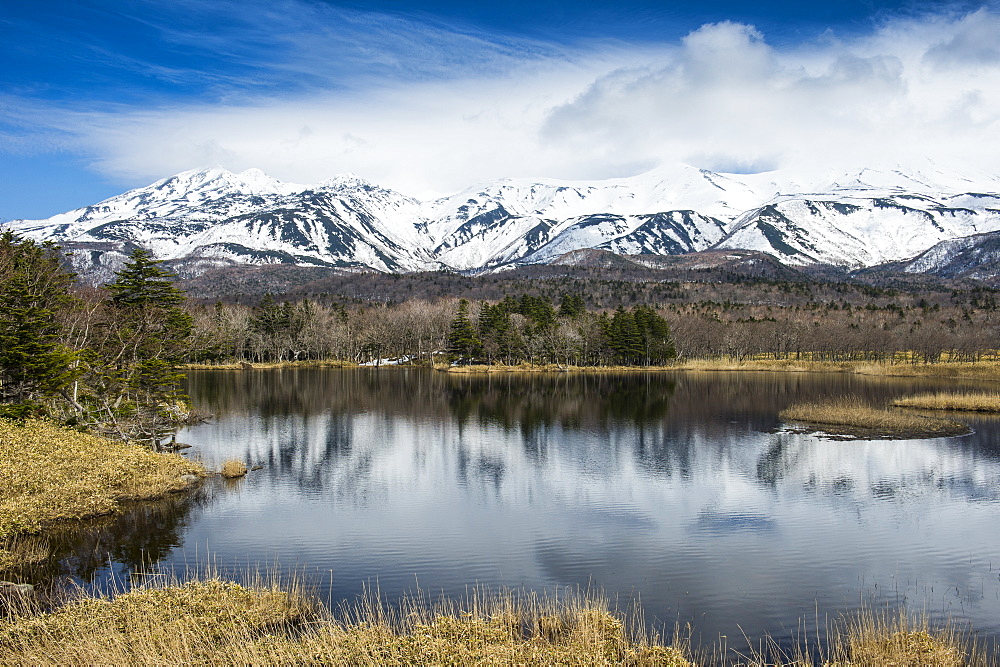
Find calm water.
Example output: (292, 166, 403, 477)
(47, 369, 1000, 653)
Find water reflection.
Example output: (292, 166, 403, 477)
(165, 370, 1000, 651)
(13, 486, 212, 594)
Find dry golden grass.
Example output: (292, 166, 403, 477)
(190, 356, 1000, 381)
(0, 574, 988, 666)
(0, 537, 47, 573)
(439, 362, 680, 374)
(893, 391, 1000, 412)
(739, 608, 985, 666)
(779, 397, 969, 438)
(219, 459, 248, 478)
(0, 578, 691, 666)
(678, 358, 857, 374)
(439, 358, 1000, 382)
(184, 360, 357, 370)
(0, 578, 316, 665)
(822, 609, 976, 667)
(0, 419, 205, 540)
(676, 358, 1000, 381)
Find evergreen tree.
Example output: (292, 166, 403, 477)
(90, 249, 193, 446)
(608, 307, 643, 364)
(517, 294, 556, 330)
(634, 305, 676, 365)
(558, 293, 586, 318)
(104, 249, 192, 365)
(107, 249, 184, 309)
(0, 232, 79, 417)
(447, 299, 482, 363)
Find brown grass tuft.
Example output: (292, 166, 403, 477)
(0, 574, 988, 666)
(677, 357, 1000, 381)
(824, 609, 976, 666)
(779, 397, 969, 438)
(219, 460, 248, 478)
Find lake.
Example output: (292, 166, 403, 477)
(49, 368, 1000, 654)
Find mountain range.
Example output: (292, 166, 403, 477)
(8, 162, 1000, 283)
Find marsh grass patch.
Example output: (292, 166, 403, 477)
(219, 460, 248, 478)
(0, 577, 692, 666)
(0, 419, 205, 541)
(779, 397, 969, 439)
(893, 391, 1000, 413)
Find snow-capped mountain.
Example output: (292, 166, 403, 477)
(717, 169, 1000, 266)
(893, 225, 1000, 281)
(9, 167, 434, 280)
(7, 163, 1000, 281)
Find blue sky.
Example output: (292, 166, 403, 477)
(2, 0, 999, 219)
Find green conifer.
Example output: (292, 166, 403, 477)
(0, 232, 79, 416)
(448, 299, 482, 362)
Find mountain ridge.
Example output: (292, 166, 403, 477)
(8, 163, 1000, 282)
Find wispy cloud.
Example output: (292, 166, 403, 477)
(5, 2, 1000, 198)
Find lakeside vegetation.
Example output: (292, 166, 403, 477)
(1, 234, 195, 448)
(192, 356, 1000, 384)
(219, 459, 248, 478)
(0, 419, 204, 561)
(893, 391, 1000, 412)
(179, 260, 1000, 369)
(10, 229, 1000, 431)
(0, 575, 984, 666)
(779, 397, 970, 438)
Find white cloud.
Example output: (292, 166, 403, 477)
(14, 7, 1000, 196)
(541, 16, 1000, 179)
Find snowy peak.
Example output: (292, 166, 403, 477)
(7, 162, 1000, 281)
(147, 166, 305, 198)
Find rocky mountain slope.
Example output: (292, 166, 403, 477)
(8, 163, 1000, 282)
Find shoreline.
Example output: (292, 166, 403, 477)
(185, 358, 1000, 381)
(0, 386, 991, 663)
(0, 419, 206, 569)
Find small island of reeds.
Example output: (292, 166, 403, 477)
(779, 397, 970, 439)
(893, 391, 1000, 412)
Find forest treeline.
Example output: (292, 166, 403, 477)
(190, 282, 1000, 366)
(191, 293, 677, 366)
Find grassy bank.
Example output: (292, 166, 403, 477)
(441, 358, 1000, 380)
(676, 358, 1000, 381)
(187, 356, 1000, 381)
(893, 391, 1000, 412)
(183, 360, 357, 370)
(0, 576, 985, 666)
(779, 397, 969, 438)
(0, 419, 205, 568)
(0, 578, 688, 666)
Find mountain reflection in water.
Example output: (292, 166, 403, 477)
(48, 368, 1000, 654)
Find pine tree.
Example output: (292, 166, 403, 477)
(90, 249, 193, 446)
(608, 307, 643, 364)
(447, 299, 482, 363)
(0, 232, 79, 417)
(634, 305, 676, 365)
(558, 293, 586, 318)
